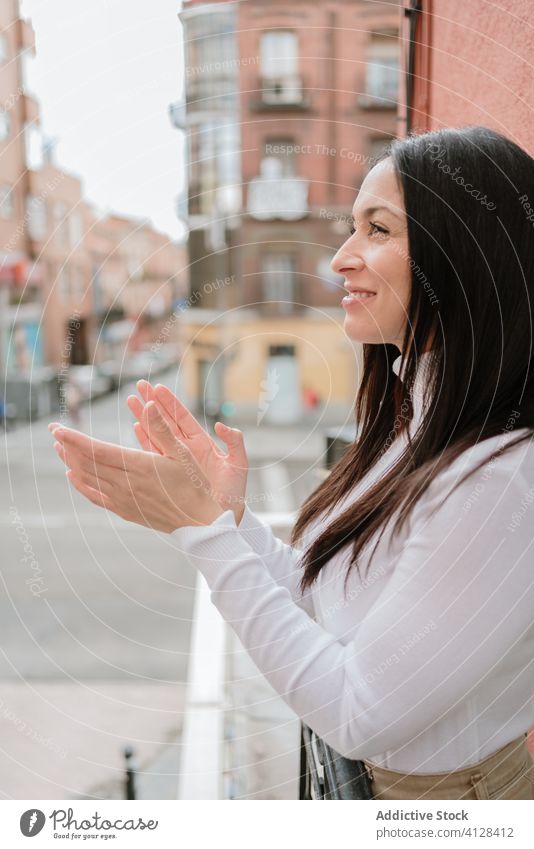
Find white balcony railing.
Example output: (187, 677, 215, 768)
(178, 512, 300, 800)
(247, 174, 309, 221)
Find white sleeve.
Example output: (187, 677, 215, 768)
(171, 460, 534, 760)
(174, 503, 314, 616)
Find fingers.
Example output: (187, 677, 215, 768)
(49, 425, 142, 473)
(133, 422, 156, 452)
(127, 396, 160, 453)
(136, 379, 157, 404)
(141, 402, 187, 459)
(126, 394, 145, 422)
(152, 384, 211, 444)
(213, 422, 248, 470)
(133, 381, 182, 438)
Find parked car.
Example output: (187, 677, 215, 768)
(113, 344, 180, 387)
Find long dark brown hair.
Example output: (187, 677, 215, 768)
(292, 125, 534, 592)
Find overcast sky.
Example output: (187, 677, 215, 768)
(21, 0, 186, 240)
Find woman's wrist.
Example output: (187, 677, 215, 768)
(197, 491, 226, 525)
(213, 493, 247, 527)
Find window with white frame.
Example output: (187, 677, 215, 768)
(189, 119, 241, 215)
(54, 202, 69, 246)
(365, 33, 399, 101)
(0, 110, 10, 141)
(260, 31, 298, 77)
(0, 33, 8, 64)
(260, 31, 301, 104)
(19, 46, 37, 95)
(25, 193, 47, 240)
(262, 253, 296, 314)
(57, 265, 71, 302)
(263, 137, 297, 177)
(68, 210, 84, 248)
(0, 184, 14, 218)
(71, 265, 85, 302)
(24, 122, 44, 169)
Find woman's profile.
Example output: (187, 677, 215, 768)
(49, 125, 534, 800)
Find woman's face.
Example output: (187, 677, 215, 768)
(331, 158, 411, 350)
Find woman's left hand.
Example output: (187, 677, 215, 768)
(48, 404, 225, 532)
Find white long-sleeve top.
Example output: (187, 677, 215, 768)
(171, 352, 534, 772)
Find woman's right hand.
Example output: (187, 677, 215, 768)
(127, 381, 249, 524)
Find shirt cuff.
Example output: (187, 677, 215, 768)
(234, 502, 275, 549)
(170, 508, 241, 564)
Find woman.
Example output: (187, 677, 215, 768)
(49, 126, 534, 800)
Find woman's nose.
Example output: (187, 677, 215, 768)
(331, 241, 365, 275)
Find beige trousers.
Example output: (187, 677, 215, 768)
(363, 735, 534, 800)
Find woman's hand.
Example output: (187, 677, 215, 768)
(127, 381, 249, 524)
(47, 415, 224, 533)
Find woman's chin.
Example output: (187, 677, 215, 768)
(343, 316, 380, 345)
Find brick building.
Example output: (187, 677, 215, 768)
(174, 0, 401, 423)
(1, 0, 188, 418)
(88, 212, 188, 365)
(0, 0, 43, 373)
(399, 0, 534, 149)
(30, 161, 95, 368)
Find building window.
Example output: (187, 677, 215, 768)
(54, 202, 70, 247)
(262, 253, 296, 314)
(365, 33, 399, 101)
(19, 46, 36, 96)
(24, 122, 44, 169)
(57, 265, 71, 302)
(263, 137, 297, 177)
(260, 31, 302, 105)
(188, 119, 240, 216)
(0, 110, 10, 141)
(25, 194, 47, 240)
(269, 344, 295, 357)
(0, 33, 8, 64)
(71, 265, 85, 301)
(260, 31, 298, 77)
(0, 184, 14, 218)
(69, 210, 84, 248)
(186, 28, 235, 81)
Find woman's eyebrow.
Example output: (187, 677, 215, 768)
(351, 205, 403, 221)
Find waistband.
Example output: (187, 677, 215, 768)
(363, 734, 530, 796)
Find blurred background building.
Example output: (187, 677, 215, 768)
(0, 0, 188, 421)
(171, 0, 401, 425)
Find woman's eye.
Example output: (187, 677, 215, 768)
(347, 221, 388, 237)
(369, 222, 388, 235)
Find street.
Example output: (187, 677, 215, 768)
(0, 370, 323, 799)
